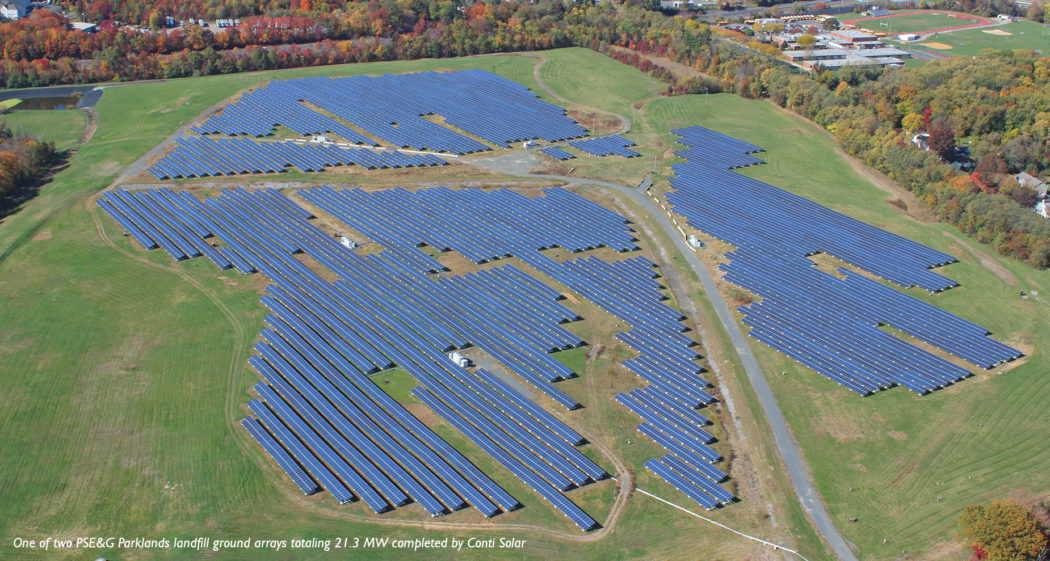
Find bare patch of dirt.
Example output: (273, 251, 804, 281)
(31, 229, 51, 241)
(566, 109, 622, 135)
(850, 463, 868, 472)
(888, 430, 908, 441)
(942, 231, 1018, 288)
(403, 403, 443, 428)
(248, 271, 270, 295)
(814, 412, 865, 443)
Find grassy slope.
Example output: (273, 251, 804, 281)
(0, 110, 86, 151)
(645, 93, 1050, 560)
(920, 20, 1050, 56)
(0, 50, 818, 561)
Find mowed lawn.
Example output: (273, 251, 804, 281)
(850, 11, 988, 35)
(645, 93, 1050, 561)
(919, 20, 1050, 56)
(1, 109, 86, 151)
(0, 50, 820, 561)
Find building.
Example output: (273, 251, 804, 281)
(785, 46, 910, 69)
(868, 7, 892, 16)
(899, 33, 920, 42)
(0, 0, 29, 20)
(71, 22, 98, 33)
(827, 29, 880, 47)
(1017, 172, 1048, 199)
(996, 14, 1014, 22)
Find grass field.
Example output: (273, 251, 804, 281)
(0, 50, 824, 561)
(0, 109, 87, 151)
(644, 93, 1050, 561)
(849, 11, 989, 35)
(915, 20, 1050, 57)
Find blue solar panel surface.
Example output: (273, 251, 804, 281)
(667, 126, 1021, 396)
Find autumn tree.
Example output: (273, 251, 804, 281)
(928, 118, 956, 162)
(959, 501, 1048, 561)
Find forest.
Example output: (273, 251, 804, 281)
(2, 0, 1050, 267)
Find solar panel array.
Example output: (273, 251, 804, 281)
(667, 125, 1021, 395)
(98, 182, 742, 525)
(193, 69, 587, 154)
(539, 147, 576, 161)
(569, 135, 640, 158)
(97, 185, 656, 529)
(148, 136, 446, 180)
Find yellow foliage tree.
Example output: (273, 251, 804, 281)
(958, 501, 1048, 561)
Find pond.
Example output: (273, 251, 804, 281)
(12, 93, 84, 110)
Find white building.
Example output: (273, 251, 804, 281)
(0, 0, 29, 20)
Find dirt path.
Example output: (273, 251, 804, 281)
(78, 108, 98, 145)
(606, 46, 703, 82)
(765, 101, 939, 224)
(942, 231, 1018, 287)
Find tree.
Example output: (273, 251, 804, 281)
(959, 501, 1048, 561)
(929, 118, 956, 162)
(902, 112, 923, 132)
(821, 17, 840, 30)
(796, 34, 816, 50)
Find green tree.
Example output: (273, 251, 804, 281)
(796, 34, 816, 50)
(959, 501, 1048, 561)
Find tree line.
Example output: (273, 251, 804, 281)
(0, 121, 58, 200)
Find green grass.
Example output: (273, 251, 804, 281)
(0, 98, 20, 110)
(0, 109, 87, 151)
(369, 369, 419, 404)
(915, 20, 1050, 57)
(644, 93, 1050, 560)
(849, 11, 988, 35)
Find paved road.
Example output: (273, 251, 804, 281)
(465, 150, 857, 561)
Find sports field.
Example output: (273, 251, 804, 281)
(915, 20, 1050, 57)
(844, 10, 993, 35)
(2, 46, 1049, 561)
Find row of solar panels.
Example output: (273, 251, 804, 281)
(194, 69, 588, 155)
(667, 125, 1021, 396)
(539, 147, 576, 160)
(98, 185, 620, 529)
(148, 136, 446, 179)
(569, 135, 641, 158)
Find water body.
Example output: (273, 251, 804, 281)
(13, 94, 83, 110)
(0, 86, 103, 110)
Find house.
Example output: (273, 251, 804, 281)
(1017, 172, 1048, 199)
(0, 0, 29, 20)
(1036, 200, 1049, 219)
